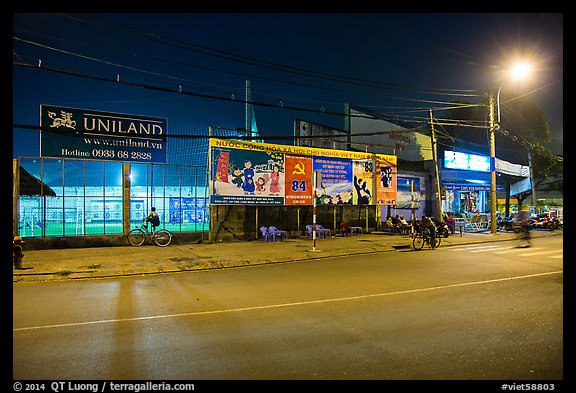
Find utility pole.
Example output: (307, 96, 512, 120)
(528, 150, 537, 212)
(429, 109, 442, 222)
(488, 92, 498, 234)
(410, 179, 416, 235)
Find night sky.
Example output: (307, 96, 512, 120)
(12, 13, 563, 163)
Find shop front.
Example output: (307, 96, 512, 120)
(440, 150, 505, 215)
(442, 182, 505, 215)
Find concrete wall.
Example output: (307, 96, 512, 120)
(21, 231, 206, 251)
(209, 204, 380, 241)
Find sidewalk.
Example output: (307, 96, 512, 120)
(13, 230, 561, 284)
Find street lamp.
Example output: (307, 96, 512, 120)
(488, 61, 532, 234)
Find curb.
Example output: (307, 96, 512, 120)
(13, 230, 561, 283)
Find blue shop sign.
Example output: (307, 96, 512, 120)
(444, 183, 504, 191)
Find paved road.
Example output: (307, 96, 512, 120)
(13, 235, 563, 381)
(15, 230, 559, 283)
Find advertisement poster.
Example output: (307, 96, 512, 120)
(168, 197, 208, 224)
(376, 160, 397, 205)
(460, 191, 478, 213)
(313, 157, 353, 205)
(284, 155, 313, 205)
(352, 159, 374, 205)
(40, 105, 167, 163)
(396, 176, 420, 209)
(209, 139, 396, 206)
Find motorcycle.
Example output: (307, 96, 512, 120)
(530, 215, 555, 231)
(498, 217, 517, 232)
(551, 217, 563, 229)
(435, 221, 451, 238)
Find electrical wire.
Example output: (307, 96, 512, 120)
(13, 33, 483, 126)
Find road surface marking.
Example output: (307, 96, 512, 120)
(519, 250, 563, 257)
(494, 247, 544, 254)
(468, 246, 507, 253)
(13, 270, 563, 332)
(449, 245, 497, 251)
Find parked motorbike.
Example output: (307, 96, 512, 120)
(498, 217, 517, 232)
(435, 221, 451, 238)
(551, 217, 563, 229)
(530, 215, 555, 231)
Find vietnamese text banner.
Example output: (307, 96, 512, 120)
(209, 138, 396, 206)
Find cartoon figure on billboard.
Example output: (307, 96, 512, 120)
(231, 167, 243, 188)
(255, 174, 269, 194)
(242, 159, 255, 195)
(269, 164, 281, 195)
(354, 175, 371, 204)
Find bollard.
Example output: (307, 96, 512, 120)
(13, 236, 25, 269)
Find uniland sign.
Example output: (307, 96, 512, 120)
(40, 105, 167, 163)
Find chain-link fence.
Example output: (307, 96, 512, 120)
(15, 157, 209, 238)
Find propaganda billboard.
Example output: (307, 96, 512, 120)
(40, 105, 167, 163)
(284, 154, 313, 205)
(209, 138, 396, 206)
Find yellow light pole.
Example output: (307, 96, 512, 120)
(489, 61, 533, 234)
(488, 89, 499, 234)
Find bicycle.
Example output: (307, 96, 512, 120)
(412, 227, 441, 250)
(128, 221, 173, 247)
(515, 224, 532, 248)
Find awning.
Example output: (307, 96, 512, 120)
(19, 166, 56, 197)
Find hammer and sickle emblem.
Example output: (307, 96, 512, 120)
(292, 162, 306, 175)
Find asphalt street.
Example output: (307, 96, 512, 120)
(12, 229, 561, 283)
(13, 234, 564, 381)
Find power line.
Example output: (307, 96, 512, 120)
(16, 61, 491, 130)
(13, 33, 484, 122)
(65, 13, 484, 98)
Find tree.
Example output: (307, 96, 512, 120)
(498, 93, 562, 209)
(439, 93, 562, 211)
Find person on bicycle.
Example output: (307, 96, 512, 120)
(144, 207, 160, 229)
(514, 208, 532, 245)
(420, 215, 437, 244)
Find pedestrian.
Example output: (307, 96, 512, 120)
(444, 213, 455, 234)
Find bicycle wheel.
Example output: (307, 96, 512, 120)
(516, 228, 531, 248)
(128, 228, 146, 246)
(430, 236, 441, 249)
(153, 229, 172, 247)
(412, 234, 424, 250)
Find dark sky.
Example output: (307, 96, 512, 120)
(12, 13, 563, 159)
